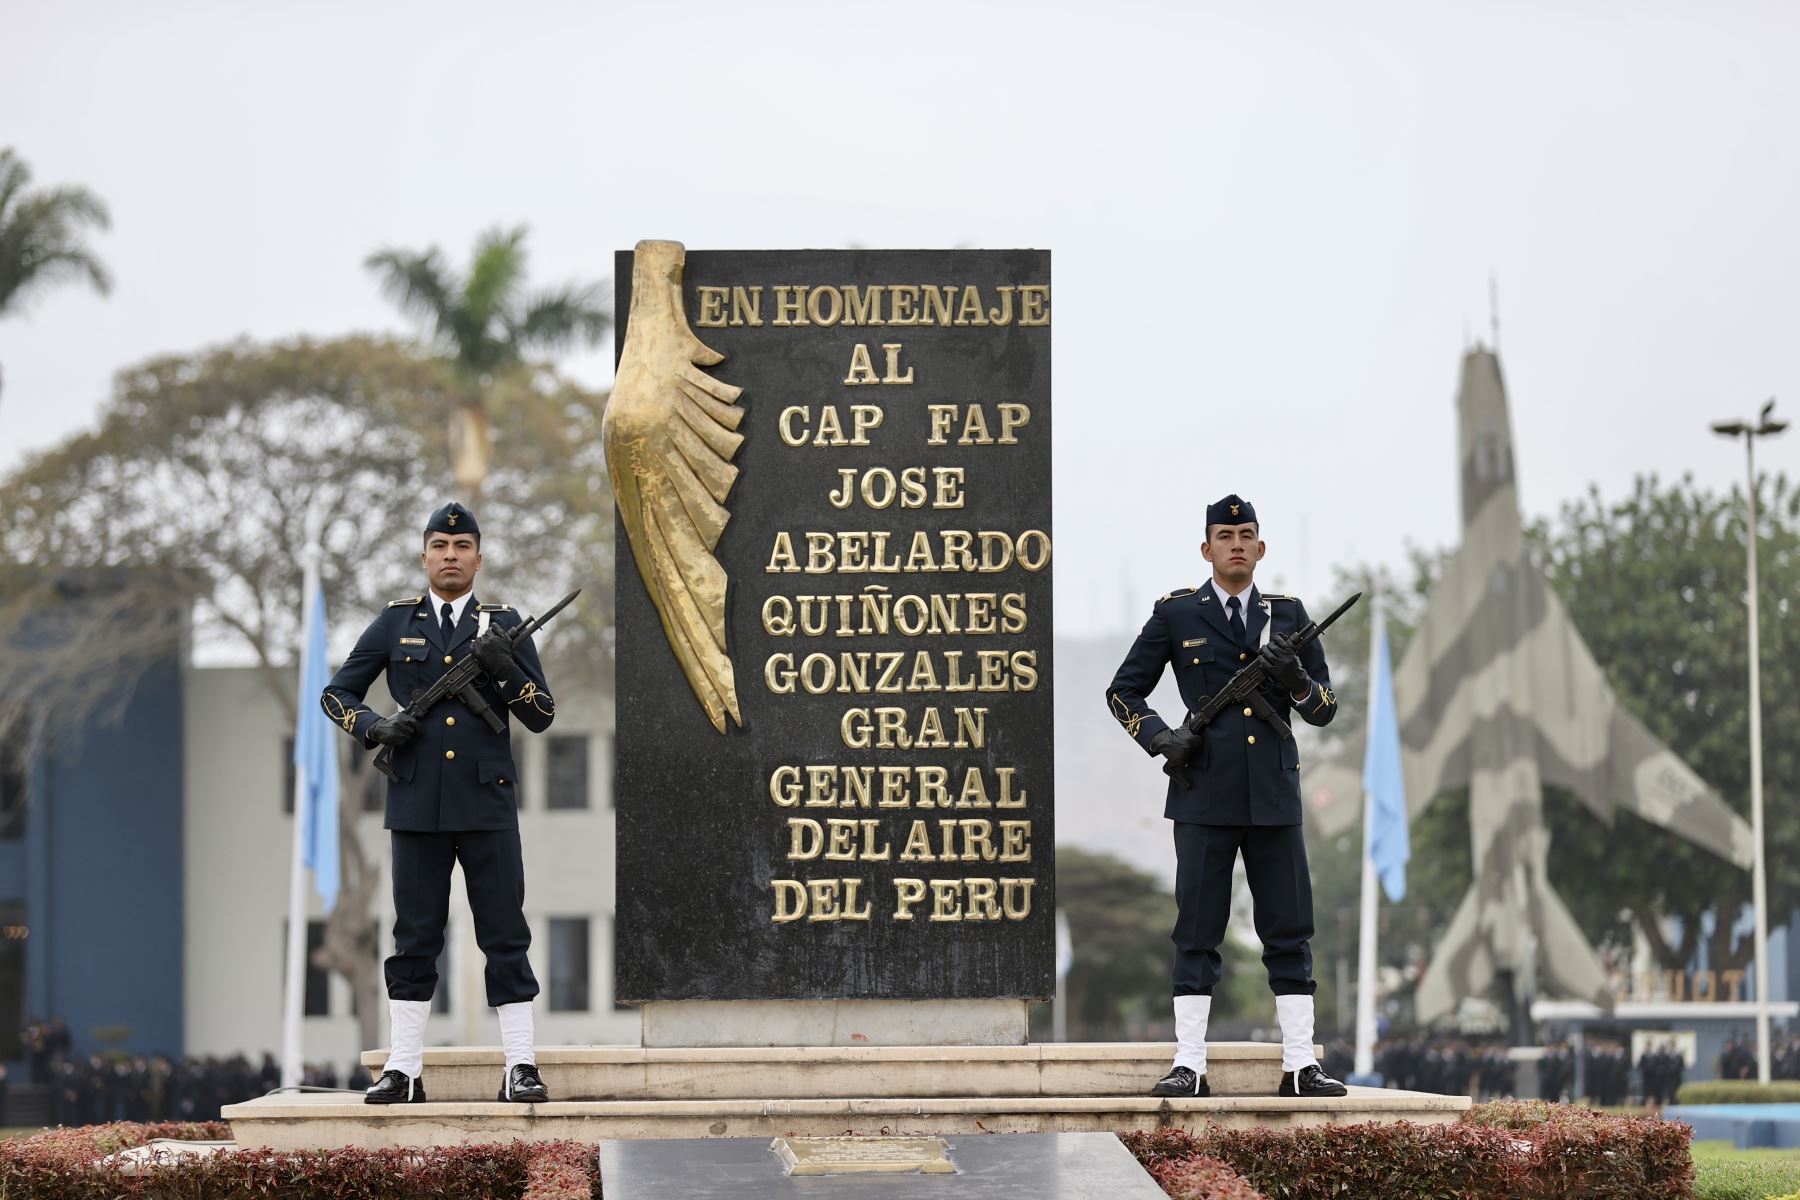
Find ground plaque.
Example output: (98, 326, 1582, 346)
(773, 1136, 957, 1176)
(599, 1134, 1166, 1199)
(609, 246, 1053, 1004)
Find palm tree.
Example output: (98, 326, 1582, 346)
(0, 148, 113, 405)
(366, 226, 609, 501)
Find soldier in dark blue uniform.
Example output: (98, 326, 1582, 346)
(322, 501, 556, 1105)
(1106, 494, 1348, 1099)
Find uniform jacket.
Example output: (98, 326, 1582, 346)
(322, 593, 555, 832)
(1106, 580, 1337, 826)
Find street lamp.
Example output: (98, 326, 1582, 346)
(1712, 398, 1787, 1086)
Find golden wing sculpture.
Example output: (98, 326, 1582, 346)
(603, 240, 746, 732)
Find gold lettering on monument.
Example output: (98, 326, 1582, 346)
(696, 285, 1051, 329)
(650, 249, 1052, 929)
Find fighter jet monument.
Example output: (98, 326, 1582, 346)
(1307, 346, 1753, 1024)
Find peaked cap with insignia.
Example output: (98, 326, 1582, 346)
(426, 501, 480, 538)
(1206, 494, 1257, 528)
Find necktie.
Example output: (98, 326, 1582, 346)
(1227, 595, 1245, 645)
(441, 602, 456, 646)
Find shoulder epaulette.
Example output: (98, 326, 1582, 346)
(1159, 586, 1199, 603)
(387, 595, 424, 608)
(476, 603, 514, 613)
(1263, 593, 1295, 602)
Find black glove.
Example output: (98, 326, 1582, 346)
(472, 631, 515, 677)
(1151, 723, 1202, 767)
(1259, 633, 1312, 694)
(369, 711, 419, 747)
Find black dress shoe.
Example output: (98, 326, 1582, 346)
(1150, 1065, 1211, 1097)
(1278, 1064, 1348, 1097)
(364, 1069, 426, 1105)
(499, 1062, 549, 1103)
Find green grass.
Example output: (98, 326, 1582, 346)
(1693, 1139, 1800, 1200)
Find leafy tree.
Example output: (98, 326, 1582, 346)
(0, 147, 112, 402)
(1531, 474, 1800, 978)
(0, 335, 613, 1050)
(1313, 473, 1798, 1028)
(366, 226, 610, 503)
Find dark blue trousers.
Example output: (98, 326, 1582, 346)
(386, 829, 539, 1007)
(1171, 821, 1316, 997)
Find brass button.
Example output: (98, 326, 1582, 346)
(498, 778, 507, 785)
(1243, 706, 1254, 717)
(1192, 657, 1200, 664)
(444, 654, 454, 664)
(1247, 735, 1257, 745)
(1239, 652, 1248, 662)
(445, 750, 456, 760)
(445, 716, 456, 727)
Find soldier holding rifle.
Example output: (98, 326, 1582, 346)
(322, 501, 560, 1105)
(1106, 494, 1349, 1099)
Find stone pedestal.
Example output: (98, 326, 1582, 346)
(639, 999, 1030, 1047)
(222, 1041, 1474, 1150)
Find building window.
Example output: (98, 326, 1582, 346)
(282, 736, 296, 814)
(282, 919, 330, 1016)
(548, 918, 590, 1012)
(0, 739, 26, 842)
(545, 736, 589, 810)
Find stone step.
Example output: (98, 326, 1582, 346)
(355, 1042, 1310, 1102)
(225, 1087, 1471, 1151)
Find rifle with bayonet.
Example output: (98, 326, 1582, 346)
(372, 587, 582, 783)
(1162, 590, 1360, 782)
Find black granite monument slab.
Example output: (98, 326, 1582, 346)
(598, 1133, 1165, 1199)
(612, 249, 1053, 1002)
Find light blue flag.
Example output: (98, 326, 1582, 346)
(1363, 621, 1409, 902)
(295, 579, 340, 911)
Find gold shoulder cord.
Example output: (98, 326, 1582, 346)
(321, 693, 358, 735)
(1109, 692, 1145, 739)
(508, 681, 556, 717)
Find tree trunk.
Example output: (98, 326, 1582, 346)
(1708, 906, 1755, 976)
(450, 403, 490, 506)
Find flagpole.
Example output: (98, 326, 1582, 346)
(1353, 588, 1383, 1079)
(281, 516, 324, 1090)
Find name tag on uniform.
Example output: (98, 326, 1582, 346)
(399, 637, 427, 646)
(1181, 638, 1207, 647)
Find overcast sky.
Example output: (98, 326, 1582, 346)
(4, 0, 1796, 635)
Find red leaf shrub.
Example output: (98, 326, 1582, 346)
(1121, 1104, 1695, 1200)
(1150, 1152, 1268, 1199)
(0, 1122, 602, 1199)
(525, 1139, 600, 1200)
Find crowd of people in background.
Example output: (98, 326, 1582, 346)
(1637, 1043, 1687, 1105)
(1319, 1035, 1688, 1107)
(13, 1016, 369, 1125)
(47, 1052, 368, 1125)
(1717, 1035, 1800, 1082)
(1320, 1037, 1518, 1099)
(1539, 1041, 1632, 1106)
